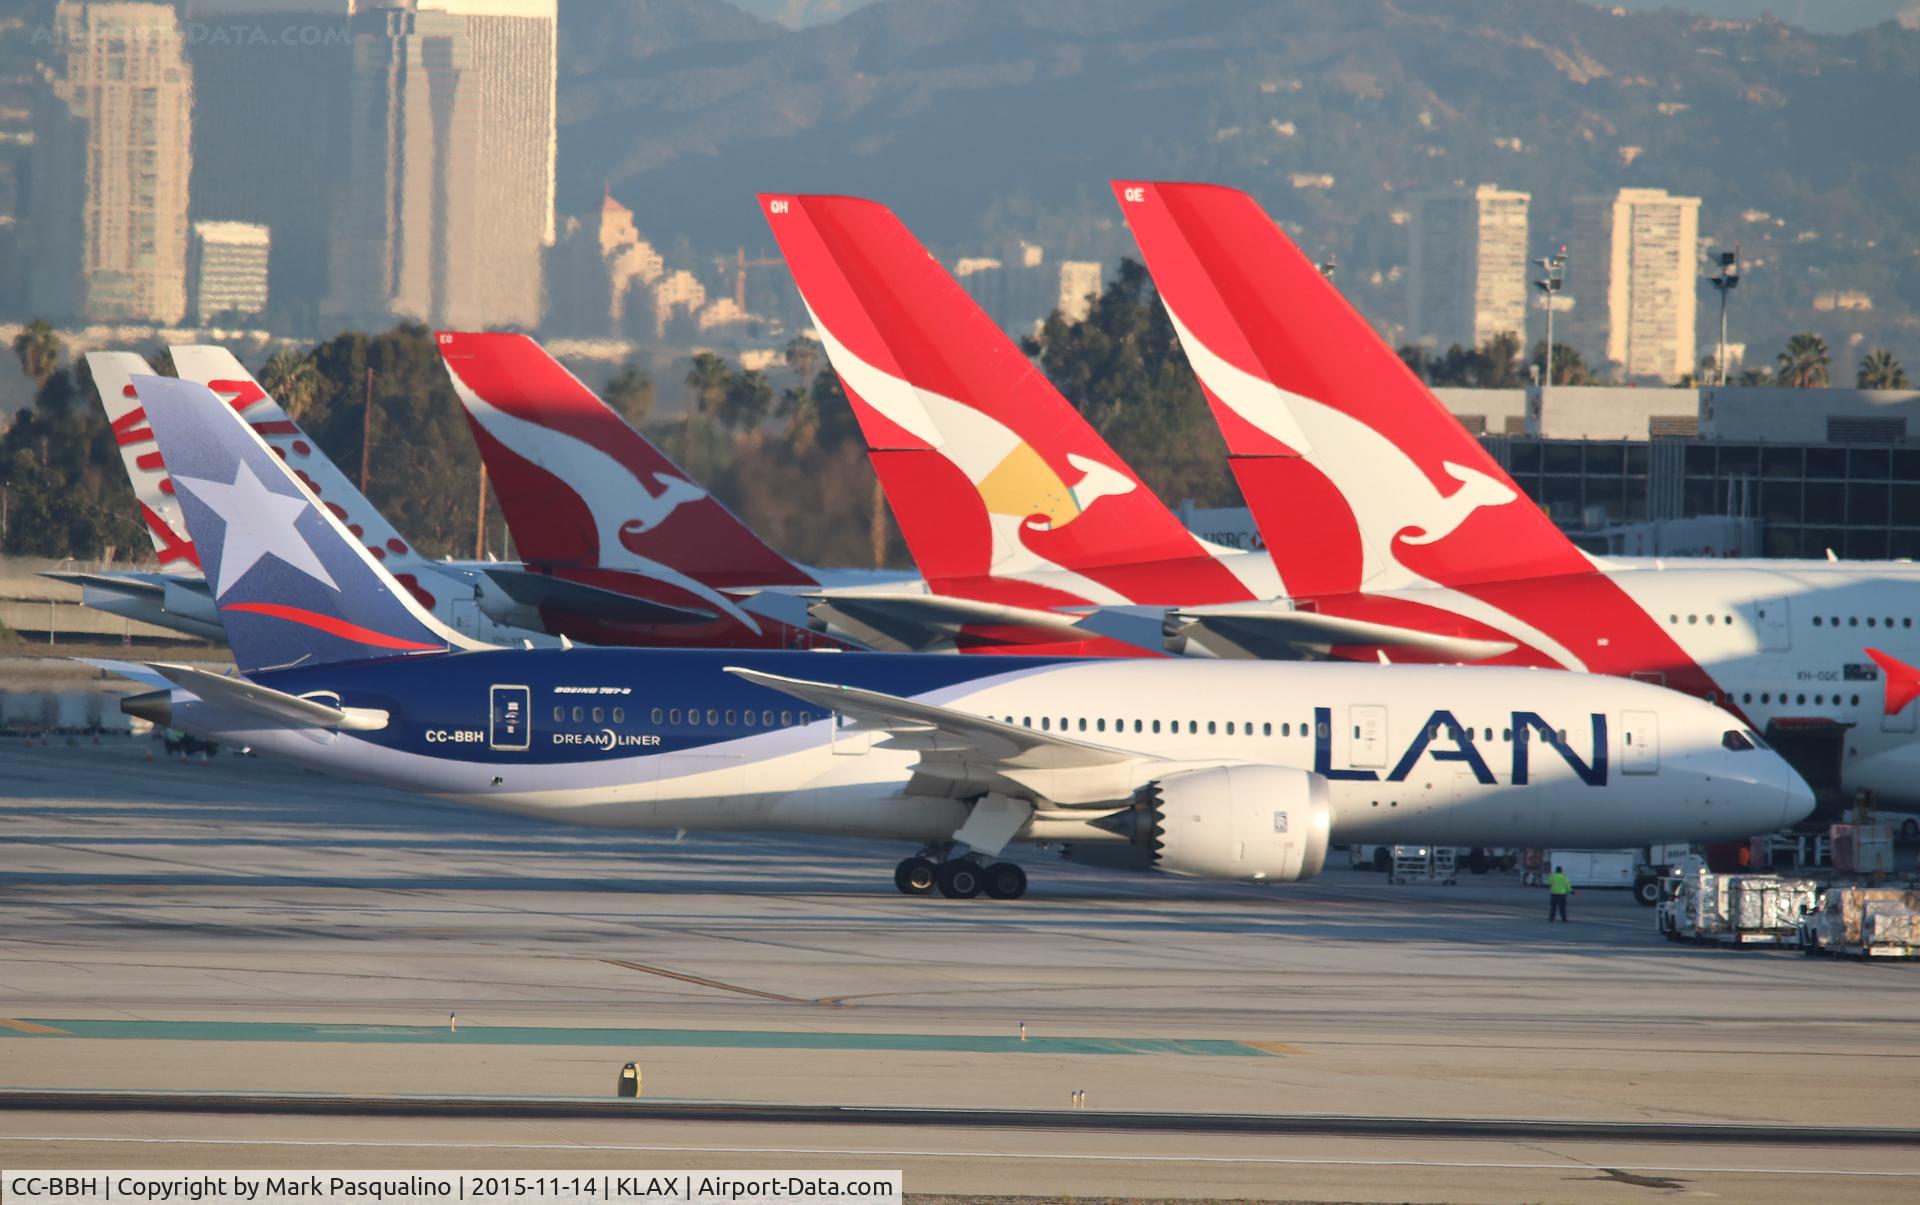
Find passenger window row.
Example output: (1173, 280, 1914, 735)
(1667, 612, 1915, 631)
(553, 705, 625, 724)
(549, 705, 816, 729)
(1738, 692, 1861, 708)
(999, 716, 1315, 738)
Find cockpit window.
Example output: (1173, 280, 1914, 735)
(1747, 729, 1770, 750)
(1722, 729, 1755, 752)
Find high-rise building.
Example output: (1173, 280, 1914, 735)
(325, 0, 557, 331)
(1568, 187, 1702, 382)
(184, 2, 354, 332)
(1056, 261, 1103, 325)
(1407, 184, 1530, 350)
(29, 1, 194, 323)
(189, 220, 270, 324)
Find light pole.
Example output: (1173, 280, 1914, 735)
(1533, 247, 1567, 392)
(1709, 245, 1740, 386)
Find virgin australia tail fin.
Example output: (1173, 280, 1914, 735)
(86, 351, 199, 573)
(131, 375, 488, 673)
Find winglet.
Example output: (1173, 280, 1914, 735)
(1865, 647, 1920, 716)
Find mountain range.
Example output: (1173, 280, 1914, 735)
(556, 0, 1920, 370)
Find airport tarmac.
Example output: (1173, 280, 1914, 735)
(2, 736, 1917, 1203)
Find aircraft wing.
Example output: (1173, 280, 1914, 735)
(725, 667, 1146, 805)
(148, 662, 390, 731)
(1170, 604, 1516, 662)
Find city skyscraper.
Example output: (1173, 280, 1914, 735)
(184, 1, 354, 332)
(188, 220, 271, 324)
(1568, 187, 1702, 382)
(324, 0, 557, 331)
(1406, 184, 1530, 351)
(29, 1, 194, 324)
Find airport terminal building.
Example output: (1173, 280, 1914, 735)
(1188, 385, 1920, 563)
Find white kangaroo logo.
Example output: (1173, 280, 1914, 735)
(1398, 461, 1519, 546)
(447, 378, 761, 632)
(804, 303, 1135, 603)
(1164, 308, 1517, 590)
(621, 473, 708, 534)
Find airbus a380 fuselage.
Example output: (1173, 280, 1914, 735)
(138, 647, 1809, 872)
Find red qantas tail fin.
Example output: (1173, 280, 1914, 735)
(1866, 648, 1920, 716)
(436, 332, 812, 589)
(758, 192, 1248, 605)
(1113, 180, 1590, 597)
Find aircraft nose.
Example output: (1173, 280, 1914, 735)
(1781, 765, 1816, 827)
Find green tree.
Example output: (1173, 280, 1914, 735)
(718, 368, 773, 432)
(1024, 258, 1238, 508)
(0, 357, 146, 561)
(1776, 333, 1831, 388)
(1857, 347, 1910, 390)
(11, 319, 63, 388)
(1530, 340, 1592, 386)
(259, 346, 324, 421)
(783, 335, 819, 385)
(685, 352, 732, 421)
(298, 323, 494, 558)
(602, 362, 655, 426)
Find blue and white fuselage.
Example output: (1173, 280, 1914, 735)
(157, 647, 1811, 853)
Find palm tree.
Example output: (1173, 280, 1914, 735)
(684, 352, 731, 421)
(1775, 333, 1830, 388)
(259, 347, 324, 422)
(783, 334, 819, 385)
(1857, 347, 1911, 390)
(11, 319, 63, 388)
(602, 362, 653, 426)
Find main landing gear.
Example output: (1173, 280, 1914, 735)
(893, 853, 1027, 900)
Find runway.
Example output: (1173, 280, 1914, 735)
(3, 736, 1918, 1202)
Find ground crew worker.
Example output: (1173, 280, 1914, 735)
(1547, 865, 1571, 922)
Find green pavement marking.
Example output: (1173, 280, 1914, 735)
(9, 1019, 1271, 1057)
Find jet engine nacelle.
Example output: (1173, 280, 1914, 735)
(1099, 764, 1332, 883)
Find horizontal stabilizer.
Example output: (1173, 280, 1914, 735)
(148, 662, 390, 731)
(803, 590, 1085, 652)
(76, 658, 176, 690)
(477, 565, 714, 626)
(1173, 605, 1517, 662)
(725, 666, 1143, 805)
(43, 570, 164, 598)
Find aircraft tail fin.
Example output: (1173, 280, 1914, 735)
(168, 346, 443, 581)
(759, 192, 1245, 603)
(130, 375, 487, 673)
(436, 331, 813, 589)
(1113, 180, 1589, 595)
(86, 351, 199, 574)
(1866, 648, 1920, 716)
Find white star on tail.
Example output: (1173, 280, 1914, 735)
(172, 461, 339, 598)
